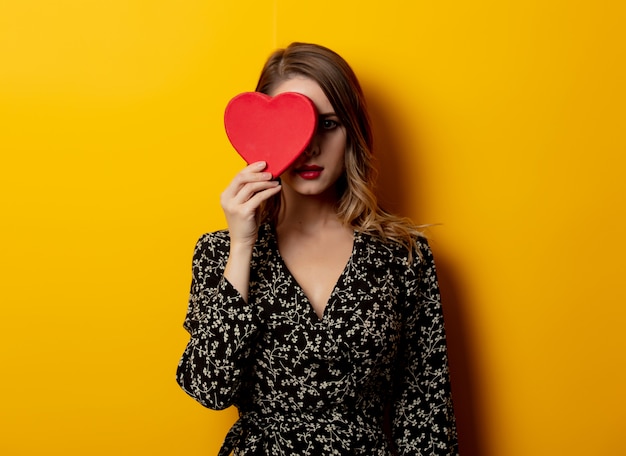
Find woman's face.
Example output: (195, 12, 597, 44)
(269, 76, 347, 199)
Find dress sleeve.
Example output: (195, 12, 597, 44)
(391, 239, 459, 455)
(176, 232, 260, 410)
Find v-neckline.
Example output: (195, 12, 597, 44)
(268, 224, 359, 323)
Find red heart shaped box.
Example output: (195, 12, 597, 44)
(224, 92, 318, 178)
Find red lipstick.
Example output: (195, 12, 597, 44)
(295, 164, 323, 180)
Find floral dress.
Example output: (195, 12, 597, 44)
(177, 223, 458, 455)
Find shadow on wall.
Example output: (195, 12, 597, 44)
(437, 257, 487, 456)
(365, 91, 416, 218)
(366, 87, 488, 456)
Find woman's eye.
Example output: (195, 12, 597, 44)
(321, 119, 339, 130)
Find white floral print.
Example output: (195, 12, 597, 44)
(177, 223, 458, 455)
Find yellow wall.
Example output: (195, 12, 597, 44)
(1, 1, 624, 455)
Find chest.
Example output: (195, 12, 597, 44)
(249, 237, 406, 349)
(249, 248, 405, 388)
(277, 230, 354, 320)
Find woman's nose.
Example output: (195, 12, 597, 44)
(304, 135, 320, 157)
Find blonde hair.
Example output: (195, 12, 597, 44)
(256, 43, 423, 260)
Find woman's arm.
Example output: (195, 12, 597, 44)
(176, 232, 259, 409)
(176, 162, 280, 408)
(220, 161, 281, 301)
(391, 239, 459, 455)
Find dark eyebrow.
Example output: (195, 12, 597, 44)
(319, 112, 338, 118)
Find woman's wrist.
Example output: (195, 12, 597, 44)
(228, 240, 255, 256)
(224, 242, 254, 302)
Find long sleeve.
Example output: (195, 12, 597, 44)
(176, 231, 260, 410)
(391, 239, 458, 455)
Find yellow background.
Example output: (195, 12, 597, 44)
(1, 1, 624, 455)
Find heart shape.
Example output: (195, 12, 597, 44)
(224, 92, 318, 177)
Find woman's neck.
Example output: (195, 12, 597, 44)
(276, 186, 343, 234)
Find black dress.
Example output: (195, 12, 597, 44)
(177, 223, 458, 455)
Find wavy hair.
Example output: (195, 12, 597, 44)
(256, 42, 423, 259)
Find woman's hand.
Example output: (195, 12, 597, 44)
(221, 161, 280, 301)
(220, 161, 281, 248)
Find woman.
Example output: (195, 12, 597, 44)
(177, 42, 458, 455)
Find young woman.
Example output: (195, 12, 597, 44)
(177, 42, 458, 455)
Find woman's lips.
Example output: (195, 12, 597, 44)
(295, 165, 323, 180)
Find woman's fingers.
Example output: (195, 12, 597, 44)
(239, 182, 282, 209)
(232, 179, 279, 204)
(222, 162, 273, 197)
(221, 162, 279, 208)
(221, 180, 280, 215)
